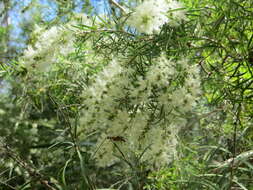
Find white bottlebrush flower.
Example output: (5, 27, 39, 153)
(127, 0, 169, 34)
(79, 53, 201, 169)
(21, 14, 93, 73)
(167, 0, 187, 25)
(40, 26, 60, 45)
(22, 26, 65, 72)
(127, 0, 187, 34)
(23, 45, 37, 60)
(86, 59, 123, 100)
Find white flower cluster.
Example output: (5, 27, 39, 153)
(22, 14, 91, 72)
(167, 0, 187, 26)
(80, 54, 201, 168)
(22, 25, 74, 72)
(127, 0, 187, 34)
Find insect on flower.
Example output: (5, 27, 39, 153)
(107, 136, 126, 142)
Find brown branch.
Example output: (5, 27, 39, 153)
(0, 139, 58, 190)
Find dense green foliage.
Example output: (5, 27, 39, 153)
(0, 0, 253, 189)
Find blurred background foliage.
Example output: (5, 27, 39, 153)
(0, 0, 253, 189)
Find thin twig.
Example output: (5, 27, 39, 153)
(78, 28, 134, 37)
(113, 143, 133, 169)
(108, 0, 127, 13)
(212, 150, 253, 170)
